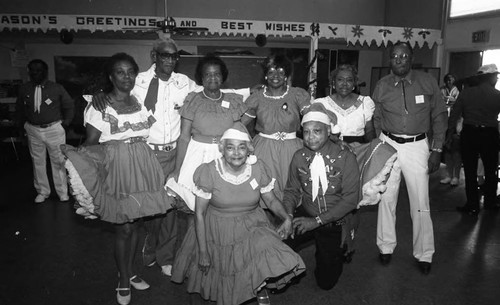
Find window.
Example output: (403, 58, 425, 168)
(450, 0, 500, 18)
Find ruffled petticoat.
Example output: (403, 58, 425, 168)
(63, 141, 171, 224)
(165, 139, 221, 211)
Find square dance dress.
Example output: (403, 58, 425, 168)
(63, 100, 171, 224)
(171, 158, 305, 305)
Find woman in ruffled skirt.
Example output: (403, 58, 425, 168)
(171, 123, 305, 305)
(62, 53, 171, 305)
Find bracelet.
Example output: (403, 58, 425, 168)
(315, 215, 324, 226)
(431, 148, 442, 153)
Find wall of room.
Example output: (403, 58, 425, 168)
(442, 12, 500, 78)
(1, 0, 442, 96)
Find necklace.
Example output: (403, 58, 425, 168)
(263, 85, 289, 99)
(202, 90, 223, 101)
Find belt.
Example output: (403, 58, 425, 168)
(148, 142, 177, 151)
(192, 134, 221, 144)
(105, 137, 147, 145)
(29, 120, 61, 128)
(341, 135, 366, 144)
(382, 130, 426, 144)
(258, 131, 297, 141)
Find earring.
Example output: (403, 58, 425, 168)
(265, 76, 268, 80)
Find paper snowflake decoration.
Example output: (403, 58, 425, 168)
(402, 27, 413, 40)
(351, 25, 364, 38)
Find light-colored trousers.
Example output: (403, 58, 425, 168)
(24, 122, 68, 199)
(376, 133, 435, 263)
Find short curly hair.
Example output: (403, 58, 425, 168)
(194, 54, 229, 85)
(103, 53, 139, 92)
(330, 64, 359, 85)
(263, 54, 292, 77)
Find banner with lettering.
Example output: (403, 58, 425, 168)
(0, 14, 442, 48)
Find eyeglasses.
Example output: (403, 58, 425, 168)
(266, 67, 286, 77)
(390, 53, 411, 61)
(156, 52, 180, 61)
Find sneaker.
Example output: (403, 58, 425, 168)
(450, 177, 459, 186)
(34, 194, 48, 203)
(440, 177, 451, 184)
(161, 264, 172, 276)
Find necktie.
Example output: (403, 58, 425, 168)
(144, 76, 159, 113)
(401, 79, 408, 114)
(309, 153, 328, 203)
(34, 85, 42, 113)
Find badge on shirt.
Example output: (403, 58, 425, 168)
(415, 95, 425, 104)
(44, 98, 53, 105)
(250, 178, 259, 190)
(221, 100, 230, 108)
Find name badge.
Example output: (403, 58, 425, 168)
(221, 100, 230, 108)
(415, 95, 425, 104)
(250, 178, 259, 190)
(44, 98, 53, 105)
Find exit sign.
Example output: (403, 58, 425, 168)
(472, 30, 490, 43)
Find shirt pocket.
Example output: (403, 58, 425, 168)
(327, 166, 342, 192)
(297, 168, 310, 186)
(412, 89, 433, 114)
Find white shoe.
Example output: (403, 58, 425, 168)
(59, 195, 70, 202)
(34, 194, 48, 203)
(116, 287, 131, 305)
(129, 275, 150, 290)
(450, 177, 459, 186)
(439, 177, 451, 184)
(161, 264, 172, 276)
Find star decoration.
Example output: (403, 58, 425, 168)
(351, 25, 364, 38)
(402, 27, 413, 40)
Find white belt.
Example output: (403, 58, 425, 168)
(259, 132, 297, 141)
(148, 142, 177, 152)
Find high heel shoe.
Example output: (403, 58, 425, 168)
(130, 275, 150, 290)
(116, 286, 131, 305)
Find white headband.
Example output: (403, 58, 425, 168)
(220, 129, 251, 142)
(301, 111, 331, 126)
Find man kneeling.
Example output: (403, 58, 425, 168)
(283, 103, 359, 290)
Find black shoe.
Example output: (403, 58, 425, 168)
(456, 205, 479, 216)
(379, 253, 392, 266)
(417, 261, 431, 275)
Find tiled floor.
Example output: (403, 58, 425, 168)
(1, 148, 499, 305)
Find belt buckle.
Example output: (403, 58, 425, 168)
(275, 131, 286, 141)
(163, 144, 173, 152)
(394, 136, 406, 144)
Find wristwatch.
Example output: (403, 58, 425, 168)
(431, 148, 443, 153)
(315, 215, 324, 226)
